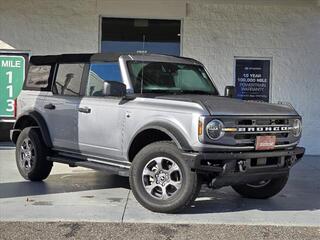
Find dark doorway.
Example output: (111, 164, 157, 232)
(101, 18, 181, 56)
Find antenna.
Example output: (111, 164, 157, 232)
(140, 34, 146, 95)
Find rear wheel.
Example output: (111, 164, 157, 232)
(232, 176, 288, 199)
(130, 141, 201, 213)
(16, 127, 52, 181)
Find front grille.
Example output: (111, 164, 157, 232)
(222, 117, 297, 148)
(237, 119, 289, 126)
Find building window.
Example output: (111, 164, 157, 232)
(101, 18, 181, 56)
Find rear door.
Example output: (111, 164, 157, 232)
(19, 63, 53, 126)
(43, 63, 85, 151)
(78, 62, 125, 161)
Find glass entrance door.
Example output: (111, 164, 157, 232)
(101, 18, 181, 56)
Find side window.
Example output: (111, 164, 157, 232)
(26, 65, 51, 88)
(86, 62, 122, 96)
(54, 63, 84, 96)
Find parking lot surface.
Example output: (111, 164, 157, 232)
(0, 146, 319, 227)
(1, 222, 319, 240)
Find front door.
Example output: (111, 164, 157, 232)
(78, 62, 125, 161)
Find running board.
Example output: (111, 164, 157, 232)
(47, 156, 129, 177)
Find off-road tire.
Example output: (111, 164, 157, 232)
(16, 127, 52, 181)
(232, 176, 288, 199)
(130, 141, 200, 213)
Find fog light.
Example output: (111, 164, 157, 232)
(206, 119, 224, 140)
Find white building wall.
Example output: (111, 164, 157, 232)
(0, 0, 319, 154)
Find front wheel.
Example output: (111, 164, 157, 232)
(232, 176, 288, 199)
(130, 141, 201, 213)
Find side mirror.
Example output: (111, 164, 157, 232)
(224, 86, 235, 98)
(103, 81, 126, 97)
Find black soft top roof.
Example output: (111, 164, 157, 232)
(29, 53, 202, 65)
(30, 53, 122, 65)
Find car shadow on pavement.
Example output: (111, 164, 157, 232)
(182, 185, 320, 213)
(0, 171, 130, 199)
(1, 170, 319, 214)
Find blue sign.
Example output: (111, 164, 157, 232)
(235, 59, 271, 102)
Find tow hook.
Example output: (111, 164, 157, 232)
(287, 156, 296, 168)
(238, 160, 247, 172)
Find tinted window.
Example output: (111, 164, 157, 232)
(26, 65, 51, 88)
(54, 63, 84, 96)
(86, 62, 122, 96)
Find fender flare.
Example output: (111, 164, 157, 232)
(13, 111, 53, 147)
(128, 121, 192, 153)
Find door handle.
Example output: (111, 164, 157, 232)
(44, 103, 56, 110)
(78, 107, 91, 113)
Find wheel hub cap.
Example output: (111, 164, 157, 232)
(142, 157, 182, 200)
(156, 171, 169, 185)
(20, 138, 34, 170)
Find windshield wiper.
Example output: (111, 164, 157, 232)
(142, 89, 173, 93)
(139, 89, 215, 95)
(179, 90, 213, 95)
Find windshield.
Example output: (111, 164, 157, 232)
(127, 61, 219, 95)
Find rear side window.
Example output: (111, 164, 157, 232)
(86, 62, 122, 96)
(26, 65, 51, 88)
(53, 63, 84, 96)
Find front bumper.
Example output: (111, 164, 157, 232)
(183, 147, 305, 188)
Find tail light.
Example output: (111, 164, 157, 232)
(13, 99, 17, 119)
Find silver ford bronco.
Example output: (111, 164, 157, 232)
(11, 53, 305, 213)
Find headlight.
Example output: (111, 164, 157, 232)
(292, 119, 302, 137)
(206, 119, 224, 140)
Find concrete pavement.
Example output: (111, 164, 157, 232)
(1, 222, 319, 240)
(0, 147, 319, 226)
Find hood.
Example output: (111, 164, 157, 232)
(155, 95, 298, 116)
